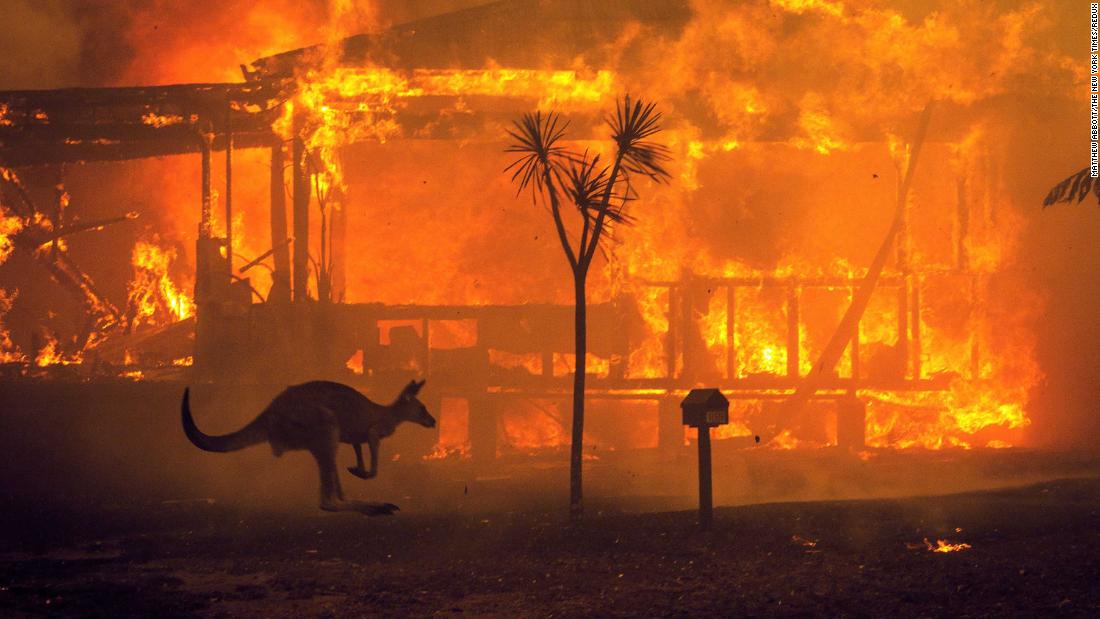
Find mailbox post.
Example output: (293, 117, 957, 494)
(681, 388, 729, 530)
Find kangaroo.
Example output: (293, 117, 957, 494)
(181, 379, 436, 515)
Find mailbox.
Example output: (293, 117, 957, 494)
(680, 388, 729, 530)
(681, 388, 729, 427)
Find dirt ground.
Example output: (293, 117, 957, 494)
(1, 476, 1098, 618)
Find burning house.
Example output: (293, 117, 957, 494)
(4, 2, 1099, 615)
(0, 0, 1058, 465)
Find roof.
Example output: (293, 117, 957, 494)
(248, 0, 692, 77)
(681, 388, 729, 410)
(0, 0, 692, 166)
(0, 82, 284, 167)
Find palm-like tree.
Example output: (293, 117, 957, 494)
(506, 96, 668, 520)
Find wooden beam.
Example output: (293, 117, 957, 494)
(292, 133, 309, 302)
(268, 141, 291, 303)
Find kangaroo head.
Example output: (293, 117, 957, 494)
(396, 379, 435, 428)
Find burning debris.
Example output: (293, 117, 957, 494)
(915, 538, 973, 554)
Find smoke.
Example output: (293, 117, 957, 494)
(0, 1, 83, 90)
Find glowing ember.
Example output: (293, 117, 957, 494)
(791, 534, 819, 548)
(924, 538, 972, 553)
(140, 112, 185, 128)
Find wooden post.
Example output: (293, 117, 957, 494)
(199, 129, 212, 239)
(292, 134, 309, 302)
(194, 129, 214, 374)
(897, 173, 911, 378)
(786, 285, 800, 379)
(269, 141, 291, 303)
(681, 274, 695, 379)
(725, 285, 736, 380)
(697, 425, 713, 529)
(469, 392, 498, 465)
(332, 204, 347, 302)
(956, 177, 970, 271)
(897, 284, 908, 378)
(224, 102, 233, 277)
(910, 276, 921, 380)
(850, 310, 861, 383)
(666, 285, 678, 379)
(970, 275, 981, 379)
(657, 396, 682, 452)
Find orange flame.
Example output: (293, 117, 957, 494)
(127, 238, 194, 328)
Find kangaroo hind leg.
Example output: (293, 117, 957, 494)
(311, 426, 398, 516)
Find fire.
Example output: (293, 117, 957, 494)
(127, 238, 194, 329)
(345, 350, 364, 375)
(499, 399, 568, 455)
(924, 538, 972, 553)
(141, 112, 185, 128)
(275, 65, 617, 267)
(0, 0, 1070, 455)
(0, 289, 25, 363)
(0, 209, 24, 266)
(424, 398, 471, 461)
(34, 333, 81, 367)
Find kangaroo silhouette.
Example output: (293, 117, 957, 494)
(182, 379, 435, 515)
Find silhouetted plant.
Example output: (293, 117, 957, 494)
(506, 96, 669, 520)
(1043, 167, 1100, 207)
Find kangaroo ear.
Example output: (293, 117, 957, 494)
(402, 379, 426, 399)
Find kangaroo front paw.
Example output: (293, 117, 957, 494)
(347, 466, 375, 479)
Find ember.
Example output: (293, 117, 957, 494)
(924, 538, 973, 553)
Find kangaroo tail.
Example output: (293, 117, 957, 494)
(181, 388, 267, 453)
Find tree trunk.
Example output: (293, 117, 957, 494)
(569, 268, 587, 520)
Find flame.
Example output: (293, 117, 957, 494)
(34, 333, 81, 367)
(0, 211, 23, 266)
(0, 289, 25, 363)
(924, 538, 972, 553)
(127, 238, 194, 329)
(345, 350, 364, 375)
(141, 112, 185, 128)
(425, 397, 471, 461)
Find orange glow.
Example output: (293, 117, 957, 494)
(498, 399, 568, 455)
